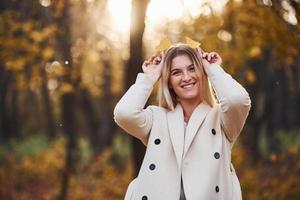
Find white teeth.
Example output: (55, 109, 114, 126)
(182, 83, 194, 89)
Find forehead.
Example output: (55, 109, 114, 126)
(171, 54, 193, 69)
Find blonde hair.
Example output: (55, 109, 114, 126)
(158, 44, 216, 110)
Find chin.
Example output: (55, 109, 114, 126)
(181, 93, 200, 101)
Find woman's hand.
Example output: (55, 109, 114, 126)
(142, 52, 165, 84)
(196, 48, 222, 68)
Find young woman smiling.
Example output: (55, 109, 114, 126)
(114, 44, 251, 200)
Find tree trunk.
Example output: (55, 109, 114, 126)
(40, 65, 57, 138)
(78, 87, 100, 151)
(0, 67, 9, 141)
(94, 60, 114, 152)
(55, 0, 79, 199)
(126, 0, 149, 176)
(10, 81, 20, 138)
(58, 92, 79, 200)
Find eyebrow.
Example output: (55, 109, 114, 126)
(170, 64, 194, 72)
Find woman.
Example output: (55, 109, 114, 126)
(114, 44, 251, 200)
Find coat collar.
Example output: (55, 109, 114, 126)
(167, 101, 211, 168)
(167, 104, 185, 168)
(183, 101, 211, 157)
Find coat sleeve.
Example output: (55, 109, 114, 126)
(113, 73, 154, 145)
(204, 64, 251, 143)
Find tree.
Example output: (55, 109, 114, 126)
(126, 0, 150, 175)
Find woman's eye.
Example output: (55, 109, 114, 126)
(189, 67, 195, 72)
(171, 71, 181, 76)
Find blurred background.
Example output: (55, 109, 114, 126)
(0, 0, 299, 199)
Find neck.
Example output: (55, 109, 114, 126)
(180, 98, 202, 123)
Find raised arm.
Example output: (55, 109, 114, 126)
(113, 53, 165, 145)
(198, 49, 251, 143)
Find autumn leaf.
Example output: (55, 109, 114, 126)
(185, 37, 201, 48)
(155, 37, 172, 52)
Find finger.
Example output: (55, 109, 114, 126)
(153, 57, 160, 64)
(209, 53, 215, 61)
(154, 56, 161, 62)
(196, 48, 202, 57)
(142, 61, 148, 72)
(143, 60, 150, 67)
(208, 53, 212, 61)
(160, 52, 166, 62)
(211, 52, 217, 59)
(149, 55, 157, 62)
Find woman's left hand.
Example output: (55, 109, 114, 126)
(196, 48, 222, 67)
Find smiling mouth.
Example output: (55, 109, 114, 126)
(181, 83, 195, 89)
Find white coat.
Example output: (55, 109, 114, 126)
(114, 64, 251, 200)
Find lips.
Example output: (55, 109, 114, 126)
(181, 83, 195, 89)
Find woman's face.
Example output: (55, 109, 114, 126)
(169, 54, 201, 103)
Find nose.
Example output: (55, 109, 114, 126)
(182, 71, 192, 82)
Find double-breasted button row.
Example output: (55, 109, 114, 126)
(211, 129, 220, 194)
(150, 138, 160, 170)
(211, 129, 221, 159)
(142, 138, 160, 198)
(149, 138, 160, 171)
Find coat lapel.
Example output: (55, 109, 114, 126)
(183, 102, 211, 158)
(167, 104, 185, 168)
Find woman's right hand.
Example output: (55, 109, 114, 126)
(142, 52, 165, 84)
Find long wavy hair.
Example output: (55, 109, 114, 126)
(158, 44, 216, 110)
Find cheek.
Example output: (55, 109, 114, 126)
(169, 77, 178, 89)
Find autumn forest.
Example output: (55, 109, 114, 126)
(0, 0, 300, 199)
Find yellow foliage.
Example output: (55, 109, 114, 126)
(30, 31, 44, 43)
(42, 47, 55, 59)
(5, 59, 25, 71)
(0, 11, 57, 94)
(246, 69, 256, 84)
(16, 74, 27, 90)
(232, 145, 300, 200)
(60, 83, 74, 93)
(68, 149, 133, 200)
(249, 46, 262, 58)
(20, 138, 65, 178)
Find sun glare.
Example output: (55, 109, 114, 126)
(108, 0, 132, 33)
(147, 0, 183, 22)
(107, 0, 228, 33)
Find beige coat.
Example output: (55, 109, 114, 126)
(114, 64, 251, 200)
